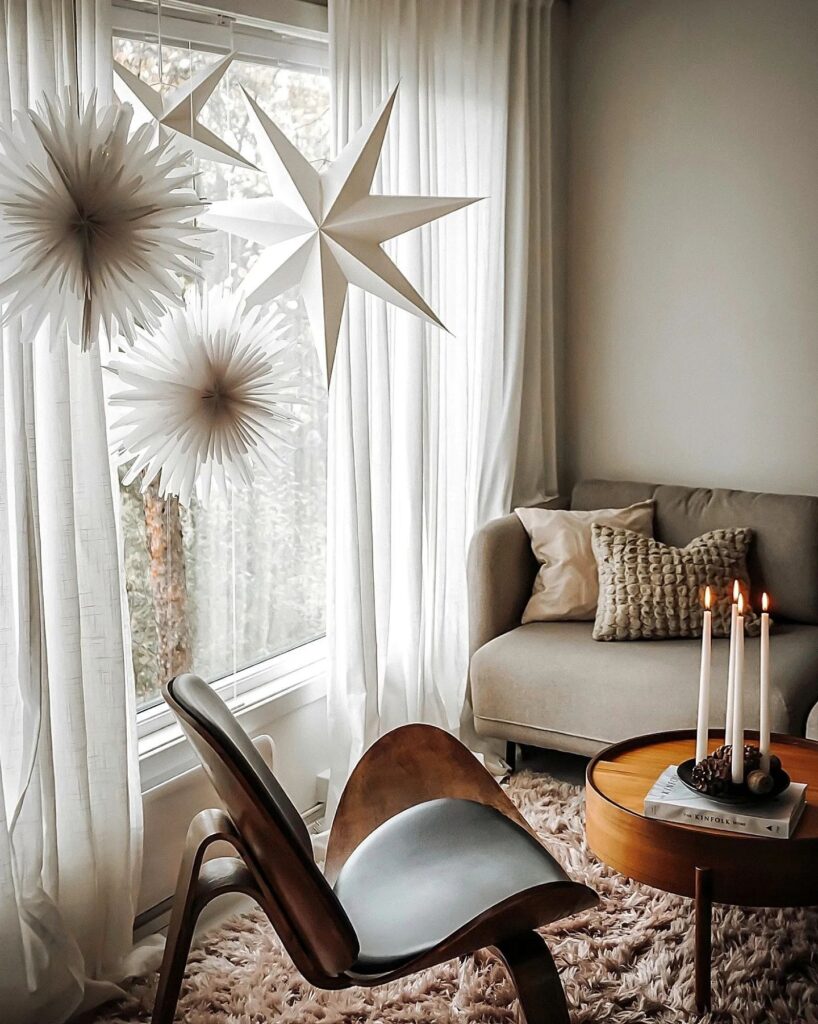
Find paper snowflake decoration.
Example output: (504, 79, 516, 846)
(0, 90, 208, 349)
(203, 84, 479, 383)
(107, 288, 303, 506)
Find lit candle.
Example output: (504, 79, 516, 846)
(695, 586, 713, 764)
(731, 593, 745, 784)
(725, 580, 740, 746)
(760, 592, 771, 773)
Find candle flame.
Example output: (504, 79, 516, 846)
(737, 592, 744, 615)
(704, 586, 712, 610)
(733, 579, 740, 602)
(762, 592, 769, 613)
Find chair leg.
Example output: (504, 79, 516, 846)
(152, 810, 260, 1024)
(151, 858, 200, 1024)
(493, 931, 570, 1024)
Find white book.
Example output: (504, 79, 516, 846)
(644, 766, 807, 839)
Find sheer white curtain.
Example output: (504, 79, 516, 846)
(0, 2, 142, 1022)
(327, 0, 558, 803)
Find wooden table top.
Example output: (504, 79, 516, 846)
(589, 730, 818, 841)
(585, 730, 818, 905)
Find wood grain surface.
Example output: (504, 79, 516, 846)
(586, 730, 818, 906)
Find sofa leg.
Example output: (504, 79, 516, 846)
(494, 931, 570, 1024)
(505, 741, 518, 774)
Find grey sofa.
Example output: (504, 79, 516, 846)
(468, 479, 818, 758)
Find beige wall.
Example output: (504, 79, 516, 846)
(563, 0, 818, 497)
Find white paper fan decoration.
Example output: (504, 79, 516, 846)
(107, 288, 303, 506)
(0, 90, 208, 349)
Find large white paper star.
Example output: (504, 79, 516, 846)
(114, 52, 256, 169)
(202, 84, 479, 383)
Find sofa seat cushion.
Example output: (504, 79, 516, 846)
(471, 621, 818, 749)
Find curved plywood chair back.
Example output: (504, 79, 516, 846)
(164, 674, 358, 979)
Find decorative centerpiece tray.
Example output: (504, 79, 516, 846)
(677, 756, 790, 806)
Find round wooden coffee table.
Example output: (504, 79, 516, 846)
(586, 729, 818, 1014)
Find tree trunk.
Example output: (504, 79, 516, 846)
(143, 481, 192, 683)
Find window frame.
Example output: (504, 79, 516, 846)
(112, 0, 328, 71)
(112, 0, 331, 762)
(135, 636, 328, 743)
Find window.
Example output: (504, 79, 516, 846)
(111, 12, 329, 714)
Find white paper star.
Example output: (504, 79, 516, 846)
(114, 52, 256, 169)
(202, 84, 479, 383)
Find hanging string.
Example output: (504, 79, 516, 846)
(71, 0, 91, 334)
(230, 486, 238, 702)
(187, 36, 205, 302)
(70, 0, 81, 112)
(226, 17, 239, 703)
(189, 37, 194, 171)
(226, 19, 235, 289)
(156, 0, 175, 687)
(157, 0, 164, 86)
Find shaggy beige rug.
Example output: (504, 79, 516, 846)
(96, 772, 818, 1024)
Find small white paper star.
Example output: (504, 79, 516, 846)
(114, 52, 256, 169)
(202, 84, 479, 383)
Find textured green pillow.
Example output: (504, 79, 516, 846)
(591, 524, 760, 641)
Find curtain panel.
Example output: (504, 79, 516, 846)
(0, 2, 142, 1021)
(327, 0, 559, 804)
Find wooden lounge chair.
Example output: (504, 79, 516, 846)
(153, 673, 597, 1024)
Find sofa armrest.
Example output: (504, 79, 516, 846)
(467, 496, 566, 658)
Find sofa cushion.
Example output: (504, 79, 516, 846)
(591, 525, 758, 640)
(515, 500, 654, 623)
(471, 621, 818, 748)
(572, 480, 818, 625)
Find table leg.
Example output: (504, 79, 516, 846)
(695, 867, 712, 1014)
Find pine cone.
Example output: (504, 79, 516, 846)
(691, 753, 732, 796)
(710, 743, 762, 778)
(710, 744, 732, 767)
(743, 744, 762, 774)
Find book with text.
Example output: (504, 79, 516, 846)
(644, 766, 807, 838)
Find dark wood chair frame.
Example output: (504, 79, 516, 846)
(153, 678, 597, 1024)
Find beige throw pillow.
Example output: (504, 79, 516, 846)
(515, 500, 654, 623)
(591, 524, 760, 641)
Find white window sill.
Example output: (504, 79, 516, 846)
(138, 639, 328, 791)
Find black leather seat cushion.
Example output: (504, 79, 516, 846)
(333, 797, 573, 975)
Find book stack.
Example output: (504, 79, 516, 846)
(645, 766, 807, 839)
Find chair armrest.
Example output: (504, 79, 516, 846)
(467, 497, 566, 658)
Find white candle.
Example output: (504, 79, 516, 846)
(731, 594, 745, 784)
(760, 592, 771, 773)
(724, 580, 739, 746)
(695, 587, 713, 764)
